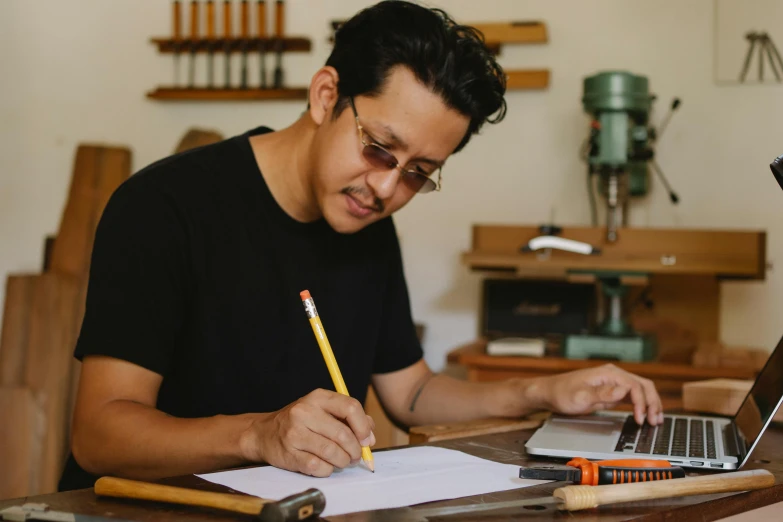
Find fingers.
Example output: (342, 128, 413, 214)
(625, 379, 648, 425)
(638, 377, 664, 425)
(600, 365, 662, 425)
(310, 390, 375, 446)
(289, 400, 361, 466)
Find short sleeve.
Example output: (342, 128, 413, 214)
(74, 178, 190, 377)
(372, 219, 424, 374)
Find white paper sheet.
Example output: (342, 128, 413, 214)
(197, 446, 542, 517)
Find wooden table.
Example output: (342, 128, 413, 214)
(2, 425, 783, 521)
(447, 340, 759, 411)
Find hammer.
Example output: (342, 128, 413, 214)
(94, 476, 324, 522)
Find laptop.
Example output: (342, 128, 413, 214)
(525, 154, 783, 471)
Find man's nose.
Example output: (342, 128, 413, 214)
(366, 167, 401, 201)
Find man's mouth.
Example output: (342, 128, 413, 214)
(345, 193, 377, 218)
(341, 188, 384, 218)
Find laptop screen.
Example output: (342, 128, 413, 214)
(733, 335, 783, 459)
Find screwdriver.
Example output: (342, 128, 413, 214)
(519, 457, 686, 485)
(172, 1, 182, 86)
(273, 0, 284, 89)
(188, 0, 199, 88)
(240, 0, 249, 89)
(223, 0, 232, 89)
(206, 0, 215, 88)
(257, 0, 267, 89)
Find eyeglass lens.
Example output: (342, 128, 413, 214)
(360, 144, 436, 193)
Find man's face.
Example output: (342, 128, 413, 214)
(312, 66, 470, 234)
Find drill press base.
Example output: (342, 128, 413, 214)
(564, 333, 656, 362)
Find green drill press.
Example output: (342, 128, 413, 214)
(562, 71, 680, 362)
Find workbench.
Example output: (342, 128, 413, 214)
(2, 424, 782, 521)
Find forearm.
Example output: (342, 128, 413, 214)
(72, 399, 256, 480)
(394, 373, 549, 427)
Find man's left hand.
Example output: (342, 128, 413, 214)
(529, 363, 664, 425)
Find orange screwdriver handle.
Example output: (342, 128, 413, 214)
(567, 457, 683, 486)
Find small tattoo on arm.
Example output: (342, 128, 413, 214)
(409, 374, 435, 412)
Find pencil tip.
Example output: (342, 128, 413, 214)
(367, 461, 375, 472)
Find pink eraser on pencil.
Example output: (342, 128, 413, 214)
(300, 290, 311, 300)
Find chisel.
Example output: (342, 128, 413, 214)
(387, 469, 774, 520)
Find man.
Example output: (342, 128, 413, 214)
(59, 0, 663, 491)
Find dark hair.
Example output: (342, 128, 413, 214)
(326, 0, 507, 153)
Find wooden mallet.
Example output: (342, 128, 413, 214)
(94, 476, 325, 522)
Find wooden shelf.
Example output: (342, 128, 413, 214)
(146, 87, 308, 101)
(463, 224, 766, 279)
(150, 37, 311, 54)
(505, 69, 549, 89)
(470, 22, 547, 45)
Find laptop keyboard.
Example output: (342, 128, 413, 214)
(614, 415, 717, 459)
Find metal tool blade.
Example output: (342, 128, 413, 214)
(413, 496, 561, 518)
(1, 503, 136, 522)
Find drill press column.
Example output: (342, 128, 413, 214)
(582, 71, 654, 242)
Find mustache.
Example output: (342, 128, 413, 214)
(341, 187, 385, 214)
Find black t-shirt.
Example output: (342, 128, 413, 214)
(58, 126, 423, 491)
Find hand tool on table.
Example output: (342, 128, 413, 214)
(519, 456, 685, 485)
(381, 469, 774, 520)
(187, 0, 199, 88)
(93, 476, 324, 522)
(171, 1, 182, 87)
(1, 503, 135, 521)
(222, 0, 232, 88)
(257, 0, 268, 88)
(239, 0, 250, 89)
(205, 0, 216, 88)
(272, 0, 285, 88)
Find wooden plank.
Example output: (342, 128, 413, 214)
(505, 69, 549, 89)
(0, 388, 46, 499)
(0, 275, 36, 386)
(20, 274, 81, 493)
(48, 145, 131, 280)
(409, 417, 542, 444)
(464, 224, 766, 279)
(471, 21, 547, 44)
(683, 379, 783, 421)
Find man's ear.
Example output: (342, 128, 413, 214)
(308, 66, 340, 126)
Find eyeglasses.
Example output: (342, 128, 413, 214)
(349, 97, 442, 194)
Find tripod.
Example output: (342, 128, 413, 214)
(739, 31, 783, 82)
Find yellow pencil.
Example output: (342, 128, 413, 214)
(299, 289, 375, 472)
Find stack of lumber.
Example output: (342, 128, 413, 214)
(0, 145, 131, 498)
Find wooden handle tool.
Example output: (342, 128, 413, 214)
(411, 469, 775, 519)
(94, 476, 325, 522)
(554, 468, 775, 511)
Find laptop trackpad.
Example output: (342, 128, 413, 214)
(543, 416, 625, 452)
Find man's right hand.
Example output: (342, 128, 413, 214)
(239, 388, 376, 477)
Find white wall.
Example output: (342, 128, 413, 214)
(1, 0, 782, 372)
